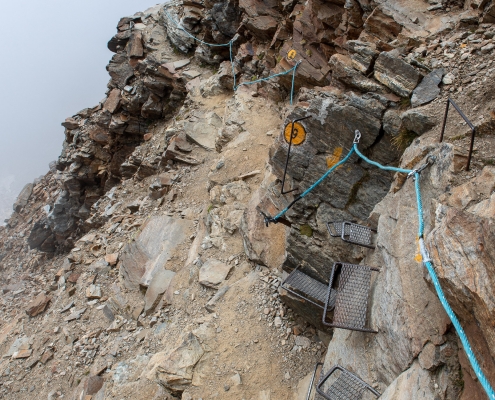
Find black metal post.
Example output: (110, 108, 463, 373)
(439, 100, 450, 143)
(439, 98, 476, 171)
(280, 115, 312, 194)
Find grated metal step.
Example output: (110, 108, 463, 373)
(323, 262, 379, 333)
(316, 365, 380, 400)
(327, 221, 376, 249)
(282, 267, 336, 310)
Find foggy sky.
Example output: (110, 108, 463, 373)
(0, 0, 156, 218)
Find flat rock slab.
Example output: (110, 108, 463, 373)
(25, 293, 51, 317)
(144, 269, 176, 315)
(174, 59, 191, 69)
(86, 284, 102, 299)
(120, 216, 194, 289)
(184, 112, 222, 150)
(374, 52, 421, 97)
(182, 70, 201, 79)
(411, 69, 444, 108)
(65, 307, 87, 322)
(5, 336, 32, 357)
(199, 259, 233, 288)
(13, 183, 34, 213)
(12, 349, 32, 359)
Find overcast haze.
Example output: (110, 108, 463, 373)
(0, 0, 156, 222)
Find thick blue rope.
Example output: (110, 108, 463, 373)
(271, 138, 495, 398)
(273, 146, 355, 220)
(415, 174, 495, 400)
(353, 144, 413, 174)
(235, 62, 301, 105)
(163, 6, 299, 103)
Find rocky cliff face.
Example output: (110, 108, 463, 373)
(1, 0, 495, 399)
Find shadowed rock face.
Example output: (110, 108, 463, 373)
(268, 90, 400, 282)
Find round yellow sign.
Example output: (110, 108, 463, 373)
(287, 49, 297, 61)
(284, 121, 306, 145)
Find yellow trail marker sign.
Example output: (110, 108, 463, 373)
(287, 49, 297, 61)
(284, 121, 306, 145)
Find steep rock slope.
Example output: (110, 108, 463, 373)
(0, 0, 495, 399)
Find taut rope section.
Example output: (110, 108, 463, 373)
(269, 130, 495, 399)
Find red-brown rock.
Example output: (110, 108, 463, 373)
(62, 118, 79, 130)
(25, 293, 51, 317)
(128, 31, 144, 58)
(103, 89, 121, 114)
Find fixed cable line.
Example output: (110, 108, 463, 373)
(264, 129, 495, 399)
(163, 6, 300, 104)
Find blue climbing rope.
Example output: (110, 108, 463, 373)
(353, 143, 413, 174)
(163, 6, 299, 104)
(415, 174, 495, 400)
(270, 129, 495, 399)
(235, 62, 301, 105)
(273, 146, 355, 220)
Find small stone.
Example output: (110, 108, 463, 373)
(199, 259, 233, 288)
(284, 371, 290, 380)
(442, 72, 455, 85)
(264, 308, 270, 315)
(102, 305, 115, 322)
(65, 307, 87, 322)
(86, 376, 105, 396)
(107, 316, 124, 332)
(150, 317, 158, 328)
(40, 350, 54, 364)
(12, 349, 32, 359)
(427, 4, 442, 10)
(67, 272, 81, 284)
(231, 373, 242, 386)
(224, 385, 230, 392)
(25, 293, 51, 317)
(86, 285, 102, 299)
(104, 253, 119, 266)
(173, 59, 191, 69)
(60, 301, 74, 313)
(294, 335, 311, 349)
(183, 70, 201, 79)
(481, 43, 495, 54)
(274, 317, 282, 327)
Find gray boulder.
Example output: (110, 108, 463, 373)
(374, 52, 421, 97)
(13, 183, 33, 213)
(401, 109, 436, 135)
(411, 69, 444, 108)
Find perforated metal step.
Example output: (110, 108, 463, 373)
(282, 267, 336, 309)
(323, 262, 379, 333)
(316, 365, 380, 400)
(326, 221, 376, 249)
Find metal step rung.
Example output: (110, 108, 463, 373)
(282, 267, 336, 309)
(316, 365, 380, 400)
(326, 221, 376, 249)
(323, 262, 379, 333)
